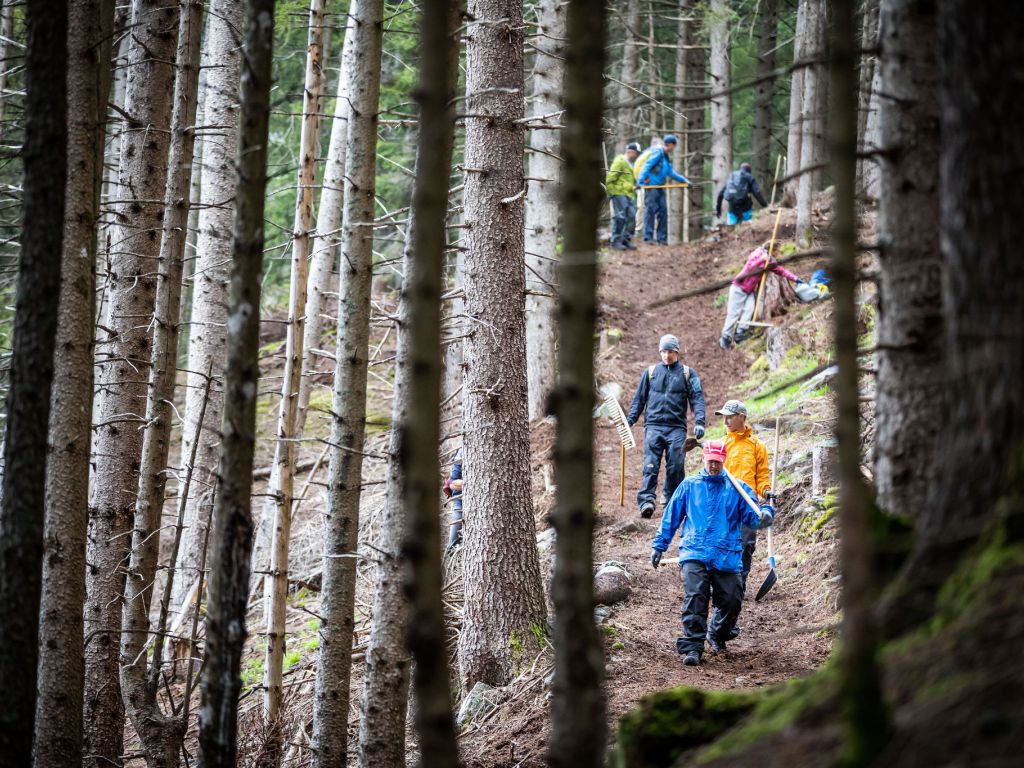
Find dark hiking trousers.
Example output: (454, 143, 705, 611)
(711, 524, 757, 633)
(637, 424, 686, 508)
(676, 561, 744, 655)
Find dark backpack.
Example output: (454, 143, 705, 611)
(724, 170, 751, 203)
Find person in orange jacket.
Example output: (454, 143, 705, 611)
(709, 399, 774, 641)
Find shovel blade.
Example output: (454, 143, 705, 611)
(754, 568, 777, 602)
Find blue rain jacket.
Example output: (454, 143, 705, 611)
(652, 470, 768, 573)
(636, 146, 689, 188)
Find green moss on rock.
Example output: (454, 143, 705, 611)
(613, 687, 759, 768)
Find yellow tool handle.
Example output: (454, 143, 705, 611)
(751, 205, 786, 322)
(638, 183, 690, 189)
(619, 444, 626, 507)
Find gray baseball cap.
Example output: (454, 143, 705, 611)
(659, 334, 680, 352)
(715, 399, 747, 416)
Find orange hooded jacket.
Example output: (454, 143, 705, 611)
(724, 424, 771, 498)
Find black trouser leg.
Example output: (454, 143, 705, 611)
(676, 561, 711, 655)
(706, 570, 744, 646)
(712, 525, 757, 635)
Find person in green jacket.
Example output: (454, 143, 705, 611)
(606, 141, 640, 250)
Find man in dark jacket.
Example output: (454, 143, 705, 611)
(627, 334, 706, 518)
(715, 162, 769, 227)
(650, 439, 774, 666)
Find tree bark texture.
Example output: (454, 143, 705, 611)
(548, 0, 607, 764)
(33, 3, 115, 767)
(401, 4, 463, 763)
(885, 0, 1024, 634)
(873, 0, 941, 522)
(784, 0, 809, 207)
(855, 0, 879, 194)
(830, 0, 889, 761)
(311, 1, 383, 766)
(0, 1, 15, 142)
(297, 7, 357, 443)
(120, 4, 203, 766)
(752, 0, 779, 186)
(196, 2, 274, 765)
(683, 1, 707, 238)
(173, 0, 246, 613)
(669, 10, 688, 245)
(615, 0, 641, 142)
(524, 0, 565, 421)
(457, 0, 547, 691)
(264, 0, 327, 736)
(0, 1, 67, 764)
(796, 0, 824, 244)
(709, 0, 733, 199)
(358, 3, 461, 762)
(84, 3, 180, 765)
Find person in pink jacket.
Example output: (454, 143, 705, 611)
(719, 244, 800, 349)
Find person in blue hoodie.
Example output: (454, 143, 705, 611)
(635, 135, 690, 245)
(650, 439, 774, 666)
(627, 334, 706, 519)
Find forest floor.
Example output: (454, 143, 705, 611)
(458, 207, 842, 766)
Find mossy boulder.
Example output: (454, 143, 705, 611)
(613, 687, 759, 768)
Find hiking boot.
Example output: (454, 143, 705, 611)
(719, 335, 731, 350)
(625, 241, 637, 250)
(611, 241, 627, 251)
(639, 501, 655, 519)
(729, 625, 741, 640)
(707, 635, 725, 654)
(682, 651, 701, 666)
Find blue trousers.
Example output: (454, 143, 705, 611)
(643, 187, 668, 243)
(610, 194, 637, 246)
(637, 424, 685, 507)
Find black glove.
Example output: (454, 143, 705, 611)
(650, 549, 662, 569)
(694, 425, 705, 440)
(764, 490, 778, 504)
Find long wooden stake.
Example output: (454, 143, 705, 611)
(751, 205, 785, 322)
(619, 444, 625, 506)
(768, 153, 783, 208)
(638, 183, 690, 189)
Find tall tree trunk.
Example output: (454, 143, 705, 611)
(402, 4, 462, 763)
(33, 3, 115, 767)
(884, 0, 1024, 635)
(708, 0, 733, 202)
(830, 0, 888, 761)
(0, 1, 67, 764)
(196, 1, 274, 764)
(311, 1, 383, 765)
(358, 4, 461, 762)
(615, 0, 640, 142)
(173, 0, 245, 612)
(296, 8, 357, 445)
(855, 0, 879, 194)
(669, 9, 688, 245)
(873, 0, 941, 521)
(752, 0, 779, 186)
(683, 1, 707, 239)
(784, 0, 809, 207)
(119, 4, 203, 766)
(0, 1, 15, 142)
(796, 0, 824, 245)
(264, 0, 327, 742)
(457, 0, 547, 691)
(548, 0, 607, 764)
(84, 3, 180, 765)
(860, 58, 882, 199)
(524, 0, 565, 421)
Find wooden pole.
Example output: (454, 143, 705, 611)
(768, 153, 783, 208)
(751, 205, 785, 322)
(619, 444, 626, 506)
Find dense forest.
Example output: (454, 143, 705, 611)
(0, 0, 1021, 766)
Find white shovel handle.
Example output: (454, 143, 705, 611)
(723, 469, 765, 519)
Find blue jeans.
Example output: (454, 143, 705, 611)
(643, 187, 668, 242)
(637, 424, 686, 507)
(610, 194, 637, 246)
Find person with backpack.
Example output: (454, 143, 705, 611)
(649, 439, 775, 666)
(626, 334, 706, 518)
(719, 243, 800, 349)
(605, 141, 641, 250)
(715, 162, 769, 228)
(635, 135, 690, 245)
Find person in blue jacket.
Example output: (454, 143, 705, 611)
(650, 439, 774, 666)
(636, 135, 690, 245)
(627, 334, 706, 518)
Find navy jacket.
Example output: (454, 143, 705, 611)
(715, 168, 768, 216)
(652, 470, 768, 572)
(626, 362, 706, 429)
